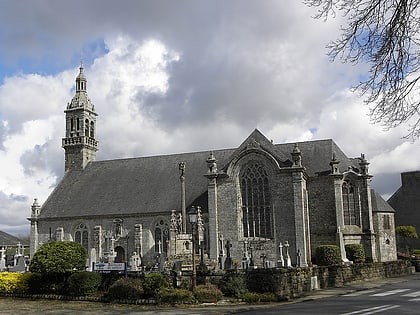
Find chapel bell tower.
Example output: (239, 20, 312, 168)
(62, 63, 98, 171)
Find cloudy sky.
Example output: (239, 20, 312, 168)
(1, 0, 419, 236)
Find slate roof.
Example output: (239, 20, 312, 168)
(39, 130, 362, 220)
(371, 190, 395, 213)
(0, 231, 25, 246)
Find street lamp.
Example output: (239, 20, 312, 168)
(188, 206, 198, 291)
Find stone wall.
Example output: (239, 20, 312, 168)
(244, 260, 411, 299)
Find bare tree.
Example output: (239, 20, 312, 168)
(305, 0, 420, 139)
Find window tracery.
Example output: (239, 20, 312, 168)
(342, 181, 360, 225)
(74, 223, 89, 251)
(240, 162, 273, 238)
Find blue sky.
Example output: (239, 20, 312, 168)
(0, 0, 419, 236)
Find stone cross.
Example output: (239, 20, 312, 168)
(284, 241, 291, 267)
(278, 242, 284, 267)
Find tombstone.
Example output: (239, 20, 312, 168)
(129, 251, 141, 271)
(224, 240, 232, 270)
(10, 256, 25, 272)
(284, 241, 292, 267)
(0, 246, 5, 271)
(278, 242, 285, 267)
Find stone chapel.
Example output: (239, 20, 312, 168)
(29, 66, 397, 270)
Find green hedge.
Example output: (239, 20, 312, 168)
(315, 245, 342, 266)
(156, 287, 195, 304)
(67, 271, 102, 296)
(218, 271, 247, 297)
(106, 277, 144, 300)
(194, 283, 223, 303)
(345, 244, 366, 263)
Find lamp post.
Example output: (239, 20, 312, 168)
(188, 206, 198, 291)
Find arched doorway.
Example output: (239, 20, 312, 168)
(115, 246, 125, 263)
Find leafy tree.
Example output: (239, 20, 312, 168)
(29, 241, 86, 273)
(396, 225, 418, 253)
(305, 0, 420, 139)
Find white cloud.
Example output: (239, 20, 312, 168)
(0, 1, 420, 236)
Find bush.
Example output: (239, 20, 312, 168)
(67, 271, 102, 296)
(26, 272, 69, 294)
(30, 241, 86, 273)
(194, 283, 223, 303)
(156, 287, 195, 305)
(345, 244, 366, 263)
(0, 272, 30, 294)
(107, 277, 144, 300)
(315, 245, 342, 266)
(241, 292, 278, 303)
(245, 269, 285, 293)
(218, 272, 247, 298)
(143, 273, 165, 297)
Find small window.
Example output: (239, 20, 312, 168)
(74, 223, 89, 251)
(383, 215, 391, 230)
(90, 121, 95, 138)
(154, 220, 169, 253)
(85, 119, 89, 136)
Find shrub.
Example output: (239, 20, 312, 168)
(107, 277, 144, 300)
(143, 273, 165, 297)
(218, 272, 247, 297)
(345, 244, 366, 263)
(194, 283, 223, 303)
(0, 272, 30, 294)
(30, 241, 86, 273)
(315, 245, 342, 266)
(156, 287, 195, 305)
(26, 272, 69, 294)
(241, 292, 278, 303)
(67, 271, 102, 296)
(245, 269, 284, 293)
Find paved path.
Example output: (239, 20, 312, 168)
(0, 274, 417, 315)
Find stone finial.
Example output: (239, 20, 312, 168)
(359, 153, 369, 175)
(178, 162, 186, 178)
(31, 198, 41, 217)
(206, 151, 218, 174)
(291, 143, 302, 167)
(330, 152, 340, 174)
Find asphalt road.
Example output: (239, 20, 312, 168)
(237, 274, 420, 314)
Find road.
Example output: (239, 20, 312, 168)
(237, 274, 420, 314)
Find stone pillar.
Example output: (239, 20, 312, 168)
(94, 225, 102, 259)
(291, 145, 309, 267)
(179, 162, 187, 233)
(359, 154, 377, 262)
(206, 152, 219, 259)
(134, 224, 142, 257)
(29, 198, 41, 258)
(332, 173, 349, 262)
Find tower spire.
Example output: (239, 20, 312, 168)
(62, 65, 98, 171)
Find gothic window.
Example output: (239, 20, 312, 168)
(74, 223, 89, 251)
(85, 119, 89, 136)
(154, 220, 169, 253)
(90, 121, 95, 138)
(70, 118, 74, 131)
(383, 215, 391, 230)
(240, 162, 273, 238)
(77, 118, 80, 130)
(342, 181, 360, 225)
